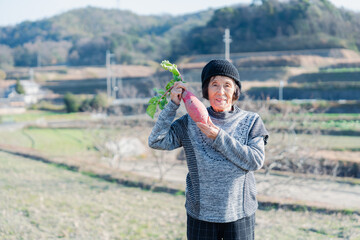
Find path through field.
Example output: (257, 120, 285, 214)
(120, 159, 360, 212)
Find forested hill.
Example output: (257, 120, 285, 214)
(0, 7, 214, 67)
(1, 0, 360, 68)
(172, 0, 360, 58)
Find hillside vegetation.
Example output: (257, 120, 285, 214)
(0, 8, 213, 67)
(172, 0, 360, 58)
(1, 0, 360, 69)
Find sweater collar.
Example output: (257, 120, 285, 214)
(208, 105, 240, 119)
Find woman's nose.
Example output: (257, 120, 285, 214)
(217, 86, 225, 94)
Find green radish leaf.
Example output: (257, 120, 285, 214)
(148, 96, 158, 104)
(159, 98, 168, 110)
(159, 103, 165, 110)
(174, 75, 182, 82)
(147, 60, 185, 119)
(161, 60, 180, 76)
(155, 88, 165, 95)
(146, 103, 157, 118)
(166, 79, 175, 90)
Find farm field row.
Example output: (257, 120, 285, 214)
(269, 133, 360, 152)
(0, 126, 358, 155)
(1, 110, 359, 134)
(2, 109, 359, 134)
(265, 116, 360, 132)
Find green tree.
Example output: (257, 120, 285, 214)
(15, 80, 25, 94)
(13, 46, 37, 67)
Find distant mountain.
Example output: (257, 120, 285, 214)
(0, 7, 214, 67)
(1, 0, 360, 69)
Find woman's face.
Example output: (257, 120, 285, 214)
(208, 75, 236, 112)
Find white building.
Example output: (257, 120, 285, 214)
(1, 79, 43, 106)
(19, 80, 43, 104)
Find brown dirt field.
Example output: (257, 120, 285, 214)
(314, 150, 360, 163)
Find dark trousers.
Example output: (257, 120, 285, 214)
(187, 214, 255, 240)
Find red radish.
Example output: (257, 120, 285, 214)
(182, 90, 208, 124)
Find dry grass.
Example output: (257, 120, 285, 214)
(1, 151, 360, 240)
(0, 151, 186, 240)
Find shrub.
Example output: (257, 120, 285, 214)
(64, 92, 81, 113)
(90, 93, 108, 111)
(79, 98, 92, 112)
(64, 93, 109, 113)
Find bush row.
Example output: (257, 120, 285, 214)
(63, 92, 108, 113)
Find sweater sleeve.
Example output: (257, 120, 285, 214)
(148, 100, 183, 150)
(212, 130, 265, 171)
(249, 116, 269, 145)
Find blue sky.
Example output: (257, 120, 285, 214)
(1, 0, 360, 27)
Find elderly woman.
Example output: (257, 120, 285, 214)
(148, 59, 268, 240)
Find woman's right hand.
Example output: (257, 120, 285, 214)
(170, 82, 186, 105)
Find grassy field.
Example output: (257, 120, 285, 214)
(266, 117, 360, 131)
(263, 112, 360, 151)
(265, 113, 360, 132)
(0, 110, 90, 123)
(0, 151, 186, 239)
(1, 151, 360, 239)
(0, 128, 94, 157)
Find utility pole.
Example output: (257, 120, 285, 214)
(37, 53, 41, 68)
(112, 72, 116, 98)
(279, 80, 284, 101)
(106, 50, 115, 100)
(223, 28, 232, 61)
(117, 63, 122, 98)
(29, 68, 34, 82)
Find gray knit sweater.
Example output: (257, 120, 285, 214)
(148, 101, 268, 223)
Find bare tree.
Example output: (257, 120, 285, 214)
(89, 123, 124, 169)
(151, 149, 184, 183)
(117, 84, 138, 98)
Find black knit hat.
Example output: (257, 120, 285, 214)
(201, 59, 241, 90)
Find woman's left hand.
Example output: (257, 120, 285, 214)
(196, 117, 220, 140)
